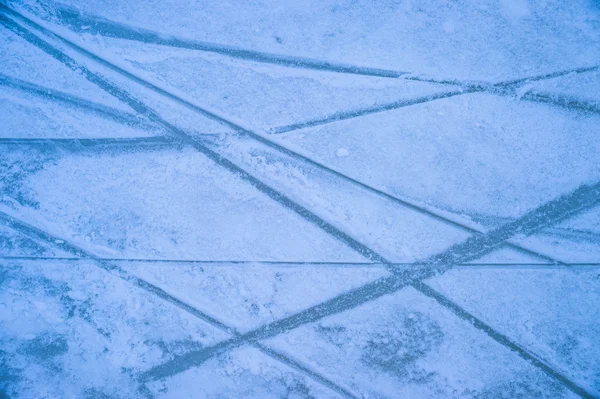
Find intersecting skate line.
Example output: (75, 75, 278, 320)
(0, 11, 386, 398)
(2, 257, 599, 269)
(2, 135, 597, 251)
(2, 4, 596, 398)
(271, 64, 600, 134)
(405, 64, 600, 93)
(403, 66, 600, 114)
(0, 72, 160, 131)
(0, 210, 363, 399)
(36, 3, 405, 79)
(142, 183, 600, 399)
(0, 10, 389, 265)
(3, 5, 575, 267)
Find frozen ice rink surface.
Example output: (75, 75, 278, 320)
(1, 1, 599, 398)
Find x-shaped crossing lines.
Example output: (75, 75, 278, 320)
(1, 4, 599, 398)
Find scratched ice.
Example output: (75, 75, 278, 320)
(1, 1, 599, 398)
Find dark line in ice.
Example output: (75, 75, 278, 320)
(0, 72, 159, 131)
(0, 136, 177, 148)
(521, 91, 600, 115)
(497, 65, 600, 88)
(0, 8, 390, 264)
(142, 182, 600, 395)
(0, 211, 359, 399)
(269, 90, 472, 134)
(1, 256, 598, 269)
(414, 281, 596, 399)
(52, 5, 404, 79)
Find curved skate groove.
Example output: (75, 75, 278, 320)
(0, 211, 361, 399)
(142, 182, 600, 399)
(0, 9, 390, 264)
(48, 5, 403, 79)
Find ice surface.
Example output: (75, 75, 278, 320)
(264, 286, 574, 398)
(0, 259, 230, 398)
(2, 1, 599, 398)
(279, 93, 600, 221)
(525, 70, 600, 105)
(16, 0, 600, 81)
(52, 35, 458, 131)
(428, 267, 600, 396)
(0, 145, 363, 262)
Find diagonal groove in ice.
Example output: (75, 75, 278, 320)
(2, 2, 599, 397)
(0, 73, 161, 131)
(0, 7, 390, 264)
(0, 210, 362, 399)
(41, 3, 405, 79)
(142, 182, 600, 399)
(405, 65, 600, 116)
(5, 2, 594, 268)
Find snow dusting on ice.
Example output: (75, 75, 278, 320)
(1, 0, 599, 398)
